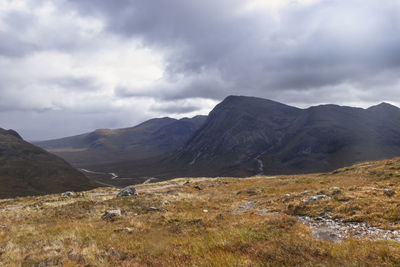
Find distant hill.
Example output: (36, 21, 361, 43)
(92, 96, 400, 180)
(35, 116, 207, 166)
(0, 128, 94, 198)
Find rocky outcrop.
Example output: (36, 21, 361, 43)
(117, 186, 138, 197)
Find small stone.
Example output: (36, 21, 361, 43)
(147, 206, 158, 211)
(384, 188, 396, 197)
(194, 185, 202, 190)
(329, 187, 342, 195)
(102, 209, 121, 220)
(117, 185, 138, 197)
(203, 209, 209, 213)
(302, 195, 329, 204)
(115, 227, 133, 233)
(313, 229, 340, 242)
(61, 191, 75, 197)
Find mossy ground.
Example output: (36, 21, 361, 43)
(2, 158, 400, 266)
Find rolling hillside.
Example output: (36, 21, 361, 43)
(0, 128, 94, 198)
(35, 116, 207, 166)
(2, 158, 400, 265)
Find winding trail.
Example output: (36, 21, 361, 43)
(79, 168, 136, 181)
(143, 178, 157, 184)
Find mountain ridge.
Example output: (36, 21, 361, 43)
(33, 95, 400, 184)
(88, 95, 400, 181)
(34, 115, 207, 166)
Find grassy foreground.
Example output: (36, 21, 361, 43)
(2, 159, 400, 266)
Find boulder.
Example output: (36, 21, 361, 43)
(102, 209, 121, 220)
(117, 185, 138, 197)
(302, 195, 329, 204)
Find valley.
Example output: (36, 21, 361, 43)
(2, 1, 399, 265)
(37, 96, 400, 182)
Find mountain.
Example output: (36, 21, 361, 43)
(173, 96, 400, 176)
(34, 116, 207, 166)
(0, 128, 94, 198)
(93, 96, 400, 180)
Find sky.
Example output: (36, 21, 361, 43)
(1, 0, 400, 140)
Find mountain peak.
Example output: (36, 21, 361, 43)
(0, 128, 23, 140)
(222, 95, 279, 104)
(218, 95, 299, 111)
(368, 102, 399, 112)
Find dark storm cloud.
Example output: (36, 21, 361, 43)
(151, 104, 200, 114)
(0, 10, 38, 57)
(0, 1, 102, 59)
(49, 76, 100, 92)
(68, 0, 400, 101)
(0, 33, 36, 57)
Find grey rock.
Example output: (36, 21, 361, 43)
(384, 188, 396, 197)
(61, 191, 75, 197)
(283, 193, 292, 199)
(115, 227, 133, 233)
(102, 209, 121, 220)
(302, 194, 329, 203)
(312, 228, 340, 242)
(329, 187, 342, 195)
(298, 215, 400, 242)
(117, 185, 138, 197)
(300, 190, 310, 195)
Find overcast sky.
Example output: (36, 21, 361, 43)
(1, 0, 400, 140)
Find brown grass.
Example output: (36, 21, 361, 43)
(2, 158, 400, 266)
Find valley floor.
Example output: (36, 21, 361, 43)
(2, 158, 400, 266)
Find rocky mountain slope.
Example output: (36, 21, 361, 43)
(91, 96, 400, 180)
(172, 96, 400, 176)
(0, 128, 94, 198)
(35, 116, 207, 166)
(2, 158, 400, 266)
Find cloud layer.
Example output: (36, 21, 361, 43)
(1, 0, 400, 139)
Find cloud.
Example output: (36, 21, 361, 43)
(150, 98, 218, 114)
(1, 0, 400, 139)
(67, 0, 400, 99)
